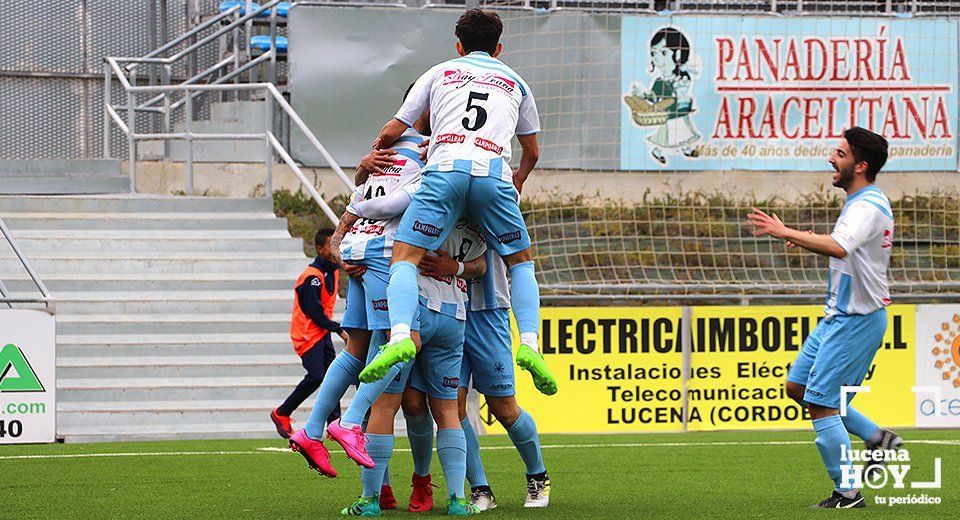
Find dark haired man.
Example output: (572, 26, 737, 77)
(272, 228, 350, 438)
(748, 127, 901, 509)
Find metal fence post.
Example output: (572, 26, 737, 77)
(127, 90, 136, 193)
(186, 90, 195, 196)
(265, 94, 274, 199)
(103, 63, 112, 158)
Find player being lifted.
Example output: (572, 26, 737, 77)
(358, 9, 557, 398)
(748, 127, 900, 509)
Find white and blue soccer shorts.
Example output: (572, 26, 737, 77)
(459, 308, 515, 397)
(394, 166, 531, 256)
(396, 300, 466, 400)
(342, 257, 420, 332)
(787, 307, 887, 410)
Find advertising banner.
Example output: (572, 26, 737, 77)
(483, 305, 915, 434)
(0, 309, 56, 444)
(914, 304, 960, 428)
(621, 16, 958, 171)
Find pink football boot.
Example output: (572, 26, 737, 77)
(326, 420, 375, 468)
(289, 429, 337, 478)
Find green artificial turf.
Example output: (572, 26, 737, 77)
(2, 430, 957, 519)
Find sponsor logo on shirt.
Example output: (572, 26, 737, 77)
(442, 376, 461, 389)
(475, 73, 517, 95)
(413, 220, 442, 238)
(882, 228, 894, 249)
(360, 223, 385, 236)
(474, 137, 503, 155)
(436, 133, 466, 144)
(372, 299, 389, 311)
(441, 69, 477, 87)
(496, 230, 522, 244)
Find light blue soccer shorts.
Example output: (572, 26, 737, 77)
(459, 308, 515, 397)
(394, 165, 531, 256)
(340, 275, 368, 330)
(345, 257, 420, 332)
(787, 307, 887, 410)
(400, 299, 466, 400)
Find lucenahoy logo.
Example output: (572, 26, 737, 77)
(0, 343, 45, 392)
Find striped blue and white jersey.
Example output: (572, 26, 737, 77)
(339, 128, 425, 261)
(826, 185, 894, 317)
(418, 219, 487, 320)
(394, 51, 540, 182)
(469, 248, 510, 312)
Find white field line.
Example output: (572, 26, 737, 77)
(3, 438, 959, 461)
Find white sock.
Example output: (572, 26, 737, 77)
(390, 324, 411, 343)
(520, 333, 539, 352)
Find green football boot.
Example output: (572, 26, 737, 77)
(446, 494, 482, 516)
(341, 496, 381, 516)
(359, 337, 416, 383)
(516, 344, 558, 396)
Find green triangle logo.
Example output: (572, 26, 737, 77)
(0, 344, 45, 393)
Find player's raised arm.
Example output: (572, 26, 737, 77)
(377, 69, 435, 149)
(746, 208, 846, 258)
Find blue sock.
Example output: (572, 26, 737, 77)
(341, 360, 408, 426)
(304, 351, 363, 439)
(813, 415, 856, 492)
(506, 409, 546, 475)
(405, 412, 434, 477)
(461, 418, 488, 488)
(436, 428, 467, 499)
(841, 406, 882, 444)
(361, 434, 394, 498)
(387, 261, 419, 335)
(508, 261, 540, 337)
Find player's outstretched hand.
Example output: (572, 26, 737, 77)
(343, 261, 366, 280)
(419, 249, 457, 277)
(746, 207, 788, 239)
(359, 149, 397, 175)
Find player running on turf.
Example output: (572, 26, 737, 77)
(340, 219, 488, 517)
(359, 9, 557, 397)
(288, 108, 429, 486)
(747, 127, 896, 509)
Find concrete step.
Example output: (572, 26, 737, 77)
(58, 355, 302, 379)
(2, 213, 287, 231)
(57, 336, 294, 358)
(0, 159, 122, 175)
(57, 376, 307, 402)
(5, 229, 292, 239)
(0, 274, 296, 292)
(57, 314, 290, 335)
(0, 195, 272, 214)
(42, 290, 293, 315)
(0, 237, 304, 254)
(0, 176, 130, 195)
(0, 256, 306, 275)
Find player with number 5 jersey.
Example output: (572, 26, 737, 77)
(362, 9, 558, 399)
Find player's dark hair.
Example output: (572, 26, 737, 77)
(455, 9, 502, 55)
(650, 27, 690, 78)
(314, 228, 335, 249)
(844, 126, 888, 182)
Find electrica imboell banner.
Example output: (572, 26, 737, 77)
(484, 305, 915, 434)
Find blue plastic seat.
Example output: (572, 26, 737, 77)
(276, 2, 291, 17)
(250, 35, 288, 53)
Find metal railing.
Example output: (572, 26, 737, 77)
(0, 217, 55, 313)
(103, 56, 350, 224)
